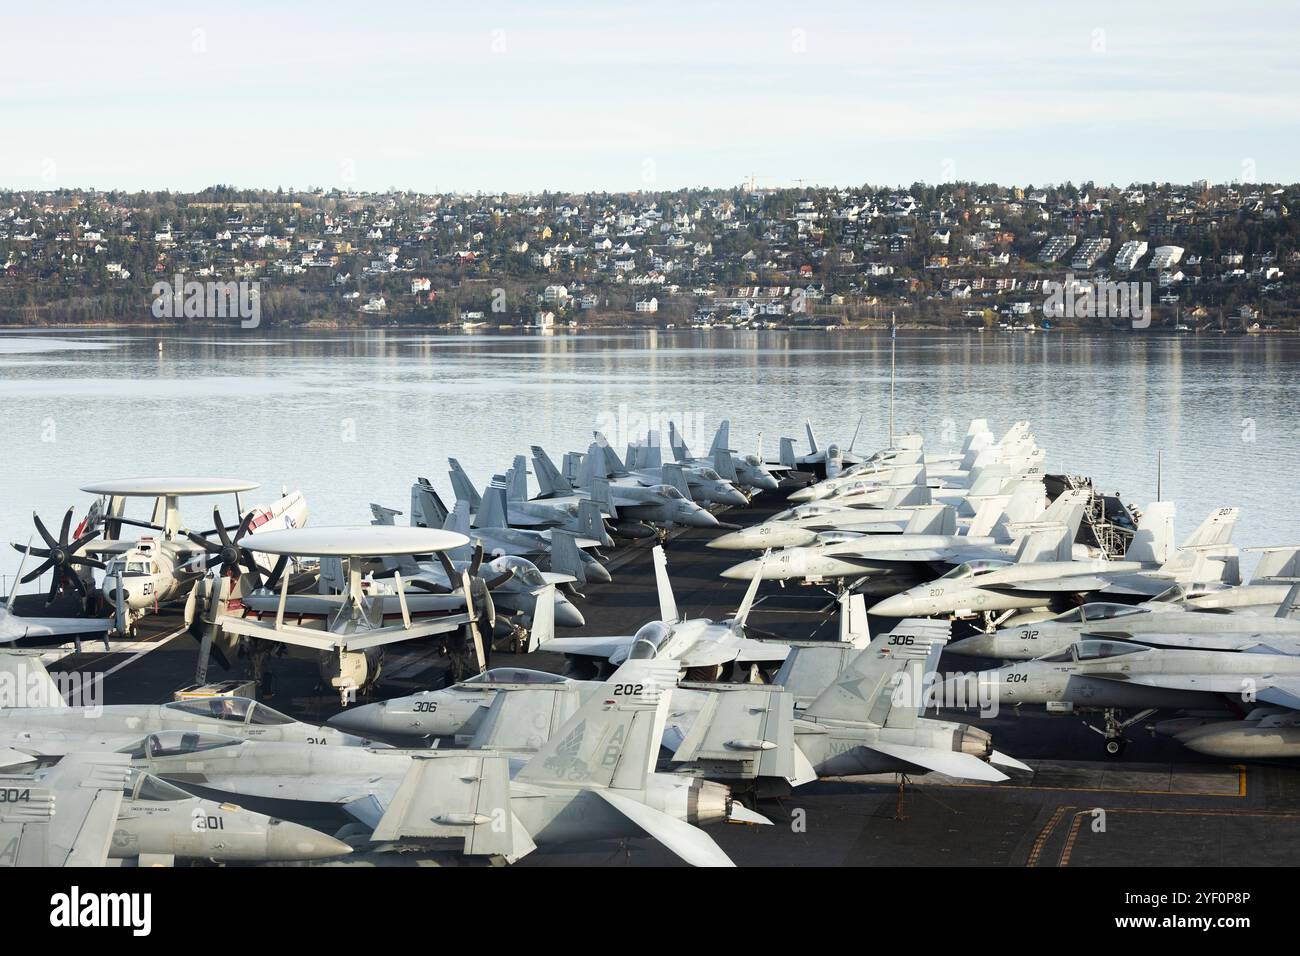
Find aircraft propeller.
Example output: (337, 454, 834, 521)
(11, 508, 105, 604)
(184, 508, 288, 590)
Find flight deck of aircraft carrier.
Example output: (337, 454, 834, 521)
(4, 417, 1300, 871)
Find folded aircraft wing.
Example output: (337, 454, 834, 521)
(371, 754, 532, 861)
(0, 752, 131, 867)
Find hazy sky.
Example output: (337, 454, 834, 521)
(3, 0, 1298, 192)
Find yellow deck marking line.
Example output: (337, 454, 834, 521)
(1051, 806, 1300, 867)
(1026, 805, 1071, 868)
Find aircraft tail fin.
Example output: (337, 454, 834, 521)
(660, 462, 693, 500)
(1275, 582, 1300, 621)
(443, 501, 474, 562)
(530, 446, 572, 497)
(902, 505, 955, 536)
(319, 556, 347, 592)
(804, 619, 949, 726)
(712, 448, 739, 483)
(1036, 489, 1088, 543)
(1014, 524, 1073, 563)
(577, 499, 613, 547)
(594, 434, 628, 476)
(526, 584, 556, 651)
(0, 652, 70, 707)
(369, 503, 401, 527)
(709, 420, 731, 456)
(410, 478, 449, 528)
(1181, 507, 1240, 548)
(548, 530, 587, 586)
(968, 495, 1009, 539)
(668, 421, 689, 461)
(516, 657, 679, 790)
(589, 477, 617, 518)
(478, 479, 510, 529)
(1251, 547, 1300, 584)
(730, 550, 766, 630)
(1125, 502, 1176, 565)
(779, 437, 796, 469)
(447, 459, 482, 511)
(966, 464, 1011, 497)
(887, 483, 931, 508)
(837, 592, 872, 647)
(508, 457, 530, 501)
(652, 545, 680, 622)
(804, 422, 819, 455)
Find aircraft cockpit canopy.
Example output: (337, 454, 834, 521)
(119, 730, 244, 759)
(163, 696, 296, 726)
(629, 621, 673, 659)
(940, 559, 1013, 580)
(462, 668, 567, 686)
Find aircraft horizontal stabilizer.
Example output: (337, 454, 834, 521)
(595, 788, 735, 867)
(988, 750, 1034, 774)
(866, 740, 1009, 782)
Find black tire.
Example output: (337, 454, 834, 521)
(1104, 738, 1125, 757)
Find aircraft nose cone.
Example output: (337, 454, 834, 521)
(325, 702, 386, 736)
(868, 592, 915, 617)
(721, 560, 758, 581)
(722, 489, 749, 507)
(707, 531, 750, 550)
(688, 509, 720, 528)
(584, 561, 612, 583)
(787, 486, 817, 503)
(947, 634, 997, 658)
(265, 819, 353, 861)
(554, 600, 585, 628)
(755, 475, 780, 491)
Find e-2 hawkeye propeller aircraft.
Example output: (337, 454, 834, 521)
(208, 526, 487, 704)
(12, 478, 306, 639)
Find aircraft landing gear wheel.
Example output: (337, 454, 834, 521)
(1104, 738, 1126, 757)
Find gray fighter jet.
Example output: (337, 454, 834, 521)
(531, 545, 788, 680)
(326, 665, 813, 792)
(446, 461, 615, 547)
(127, 659, 756, 866)
(530, 445, 718, 537)
(948, 582, 1300, 660)
(109, 767, 351, 864)
(0, 752, 131, 866)
(381, 474, 611, 583)
(617, 438, 749, 508)
(947, 636, 1300, 755)
(667, 420, 780, 493)
(0, 654, 369, 751)
(868, 501, 1213, 620)
(769, 599, 1029, 781)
